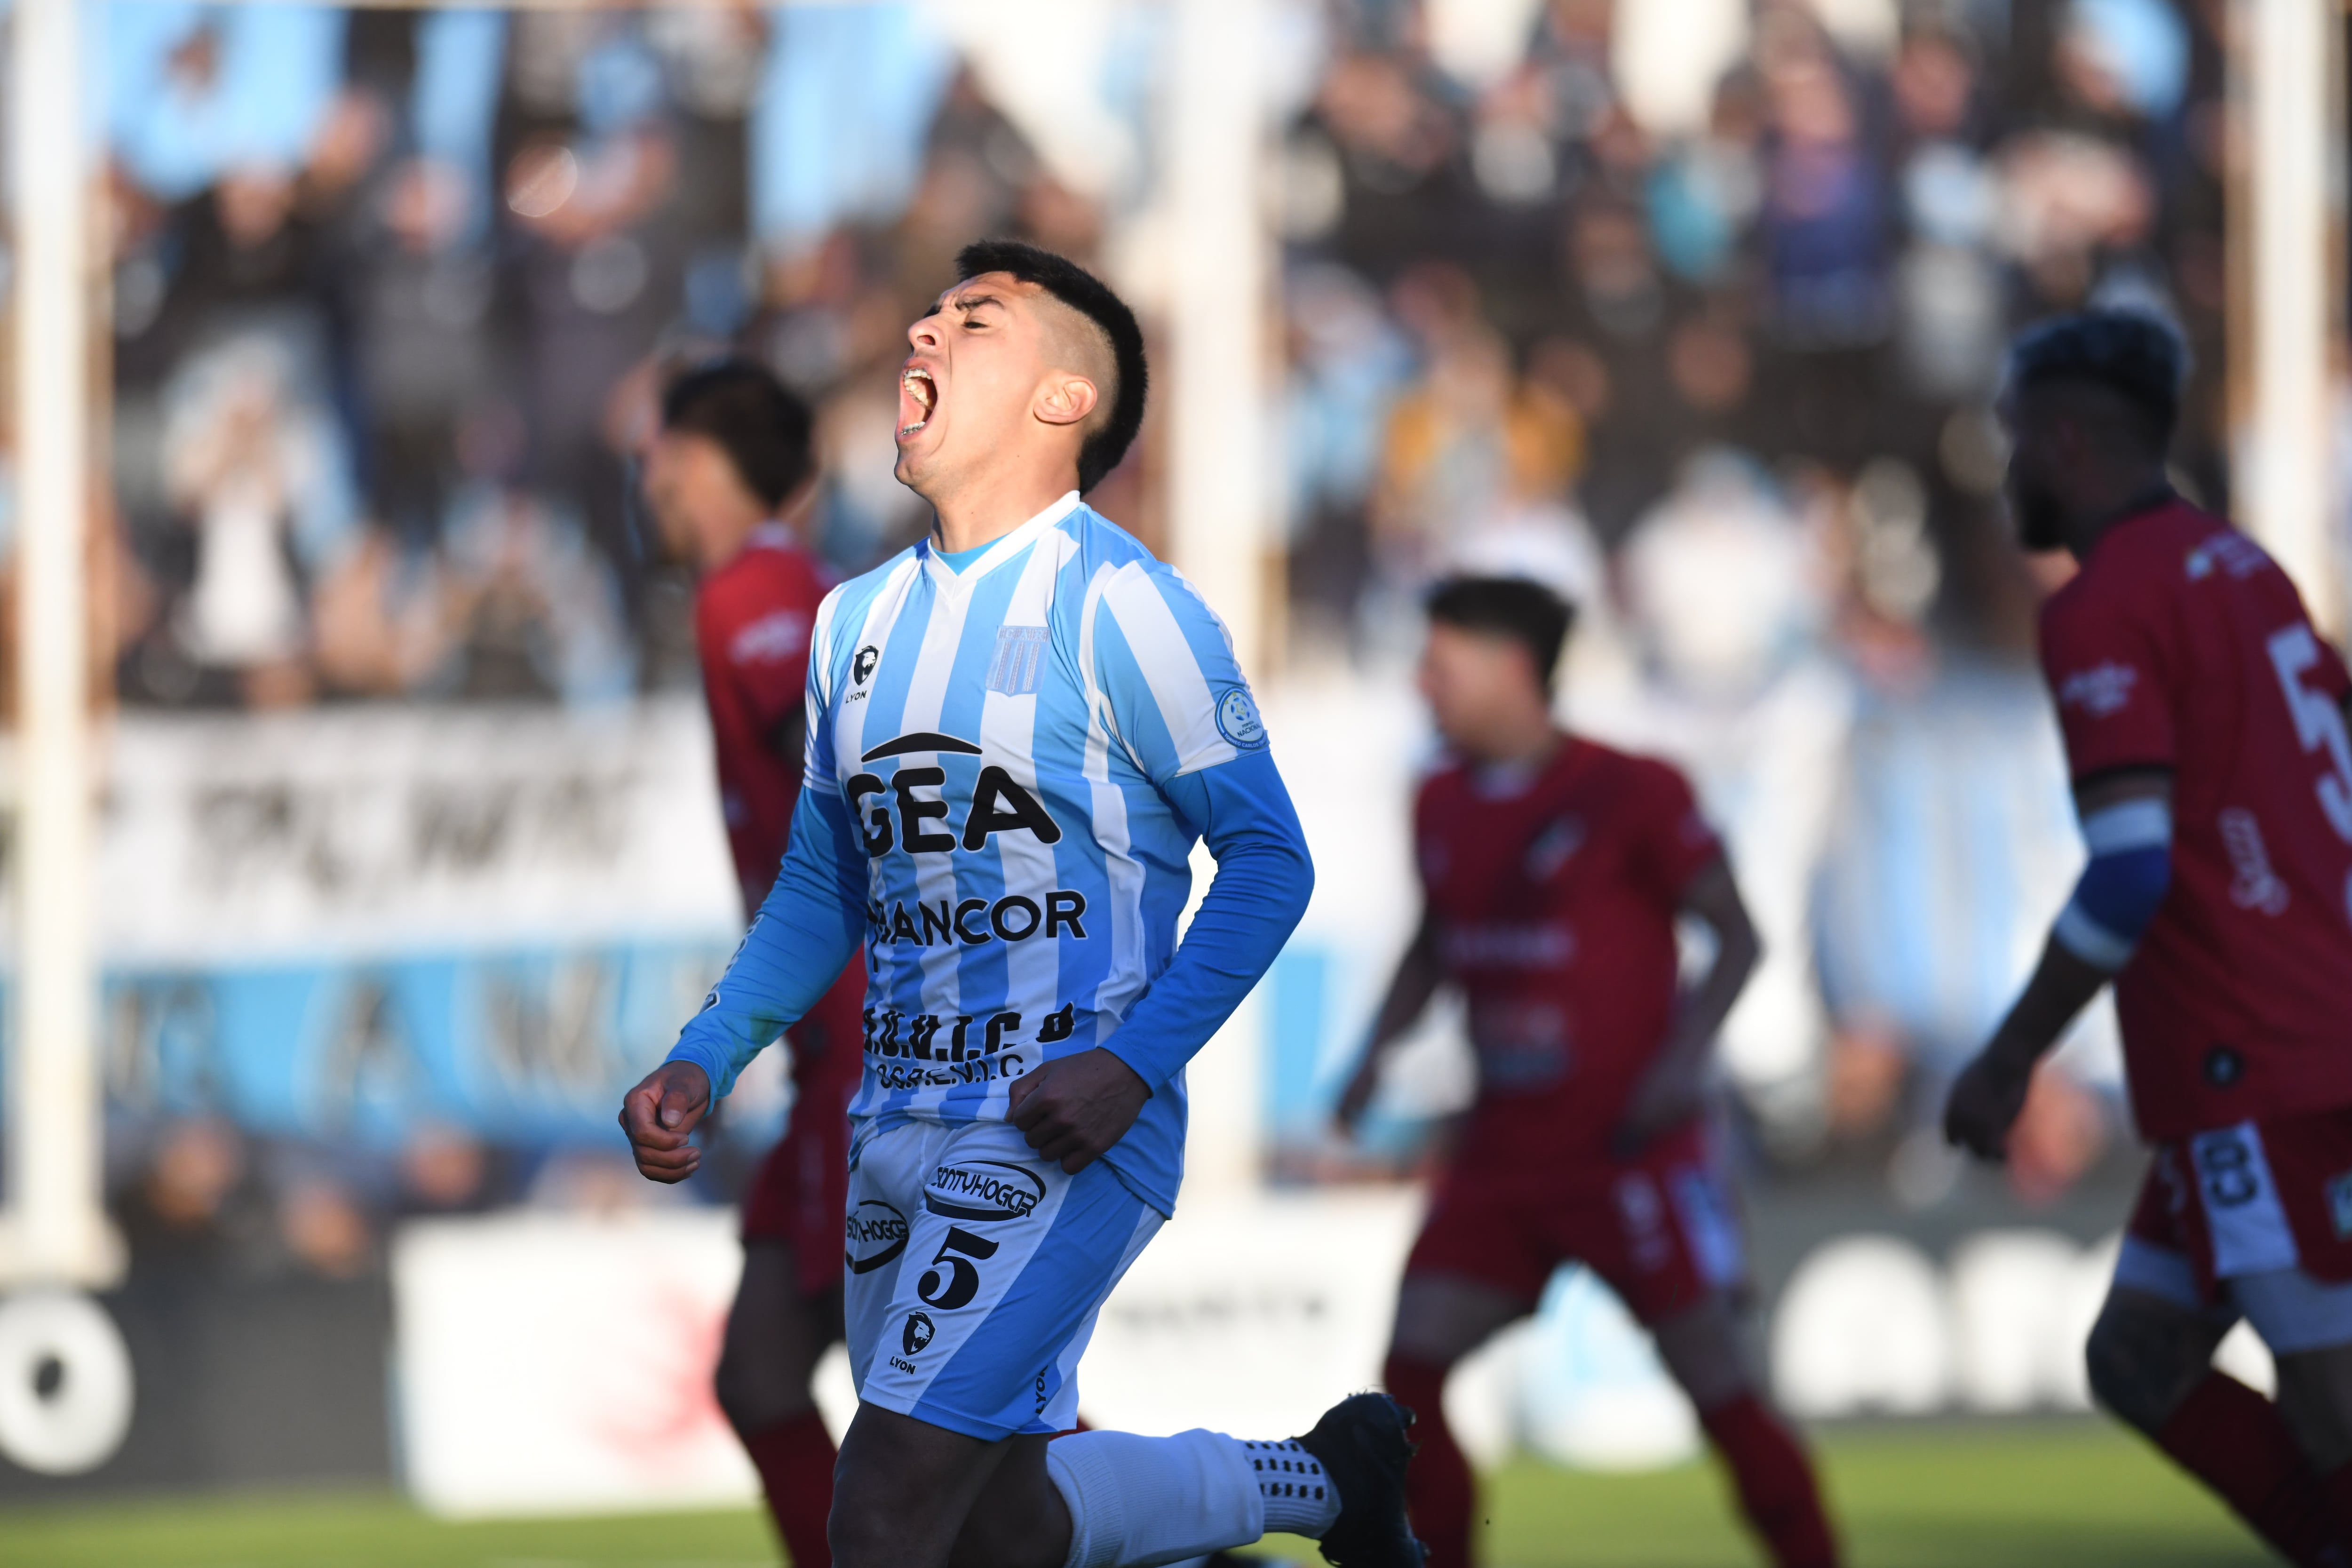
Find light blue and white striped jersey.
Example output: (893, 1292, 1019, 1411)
(668, 491, 1310, 1214)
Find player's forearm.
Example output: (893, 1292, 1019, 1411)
(1362, 922, 1443, 1062)
(1984, 935, 2109, 1076)
(667, 790, 866, 1098)
(1977, 788, 2169, 1076)
(1661, 917, 1759, 1071)
(1102, 752, 1314, 1091)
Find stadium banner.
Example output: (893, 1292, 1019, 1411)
(389, 1197, 2225, 1512)
(391, 1193, 1427, 1517)
(18, 700, 747, 1145)
(394, 1208, 756, 1516)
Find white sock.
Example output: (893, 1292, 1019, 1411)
(1234, 1437, 1342, 1536)
(1047, 1429, 1264, 1568)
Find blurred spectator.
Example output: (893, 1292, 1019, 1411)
(156, 330, 358, 707)
(1370, 264, 1585, 607)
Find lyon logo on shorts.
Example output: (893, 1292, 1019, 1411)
(903, 1311, 936, 1356)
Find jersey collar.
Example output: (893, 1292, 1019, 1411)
(919, 490, 1081, 595)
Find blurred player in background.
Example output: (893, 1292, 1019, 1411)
(642, 359, 864, 1568)
(1946, 312, 2352, 1566)
(1337, 576, 1840, 1568)
(624, 242, 1426, 1568)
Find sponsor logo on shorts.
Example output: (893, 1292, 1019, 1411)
(925, 1160, 1046, 1221)
(1614, 1172, 1673, 1273)
(2328, 1173, 2352, 1241)
(845, 1199, 910, 1275)
(902, 1310, 935, 1356)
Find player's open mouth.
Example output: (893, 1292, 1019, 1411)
(898, 367, 937, 439)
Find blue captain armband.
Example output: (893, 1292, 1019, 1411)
(2051, 797, 2174, 971)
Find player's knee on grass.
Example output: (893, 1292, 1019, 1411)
(2084, 1291, 2223, 1434)
(714, 1241, 834, 1435)
(2274, 1344, 2352, 1473)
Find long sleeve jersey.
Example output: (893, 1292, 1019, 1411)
(667, 492, 1312, 1214)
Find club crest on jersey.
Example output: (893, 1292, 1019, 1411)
(853, 645, 880, 684)
(2058, 661, 2138, 718)
(846, 1200, 910, 1274)
(902, 1311, 935, 1355)
(1524, 816, 1586, 880)
(1215, 685, 1267, 749)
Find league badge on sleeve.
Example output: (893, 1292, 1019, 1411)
(1216, 685, 1268, 749)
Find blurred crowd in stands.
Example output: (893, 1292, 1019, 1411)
(79, 1, 2228, 716)
(33, 0, 2245, 1278)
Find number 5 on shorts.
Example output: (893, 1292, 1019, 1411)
(918, 1226, 1000, 1310)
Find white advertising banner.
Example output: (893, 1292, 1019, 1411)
(390, 1192, 1424, 1519)
(87, 697, 740, 966)
(393, 1209, 758, 1517)
(391, 1200, 2185, 1516)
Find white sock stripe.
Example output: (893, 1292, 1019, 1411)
(1047, 1430, 1263, 1568)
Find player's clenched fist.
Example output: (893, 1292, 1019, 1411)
(1943, 1051, 2030, 1162)
(620, 1059, 714, 1182)
(1007, 1048, 1151, 1174)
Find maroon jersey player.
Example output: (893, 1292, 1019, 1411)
(1946, 311, 2352, 1566)
(644, 359, 863, 1568)
(1335, 576, 1839, 1568)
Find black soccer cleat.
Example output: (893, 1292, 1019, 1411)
(1294, 1391, 1427, 1568)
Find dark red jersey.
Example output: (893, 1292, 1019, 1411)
(695, 524, 832, 914)
(1414, 738, 1723, 1176)
(2038, 498, 2352, 1139)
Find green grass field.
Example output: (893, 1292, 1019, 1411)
(0, 1419, 2266, 1568)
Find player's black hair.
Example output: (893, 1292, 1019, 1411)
(2005, 310, 2187, 452)
(659, 358, 816, 511)
(1425, 575, 1576, 690)
(955, 239, 1147, 493)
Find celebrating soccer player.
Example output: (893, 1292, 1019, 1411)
(1335, 576, 1840, 1568)
(640, 359, 866, 1568)
(1946, 311, 2352, 1565)
(621, 242, 1426, 1568)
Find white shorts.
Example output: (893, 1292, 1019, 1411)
(844, 1117, 1160, 1440)
(2116, 1118, 2352, 1355)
